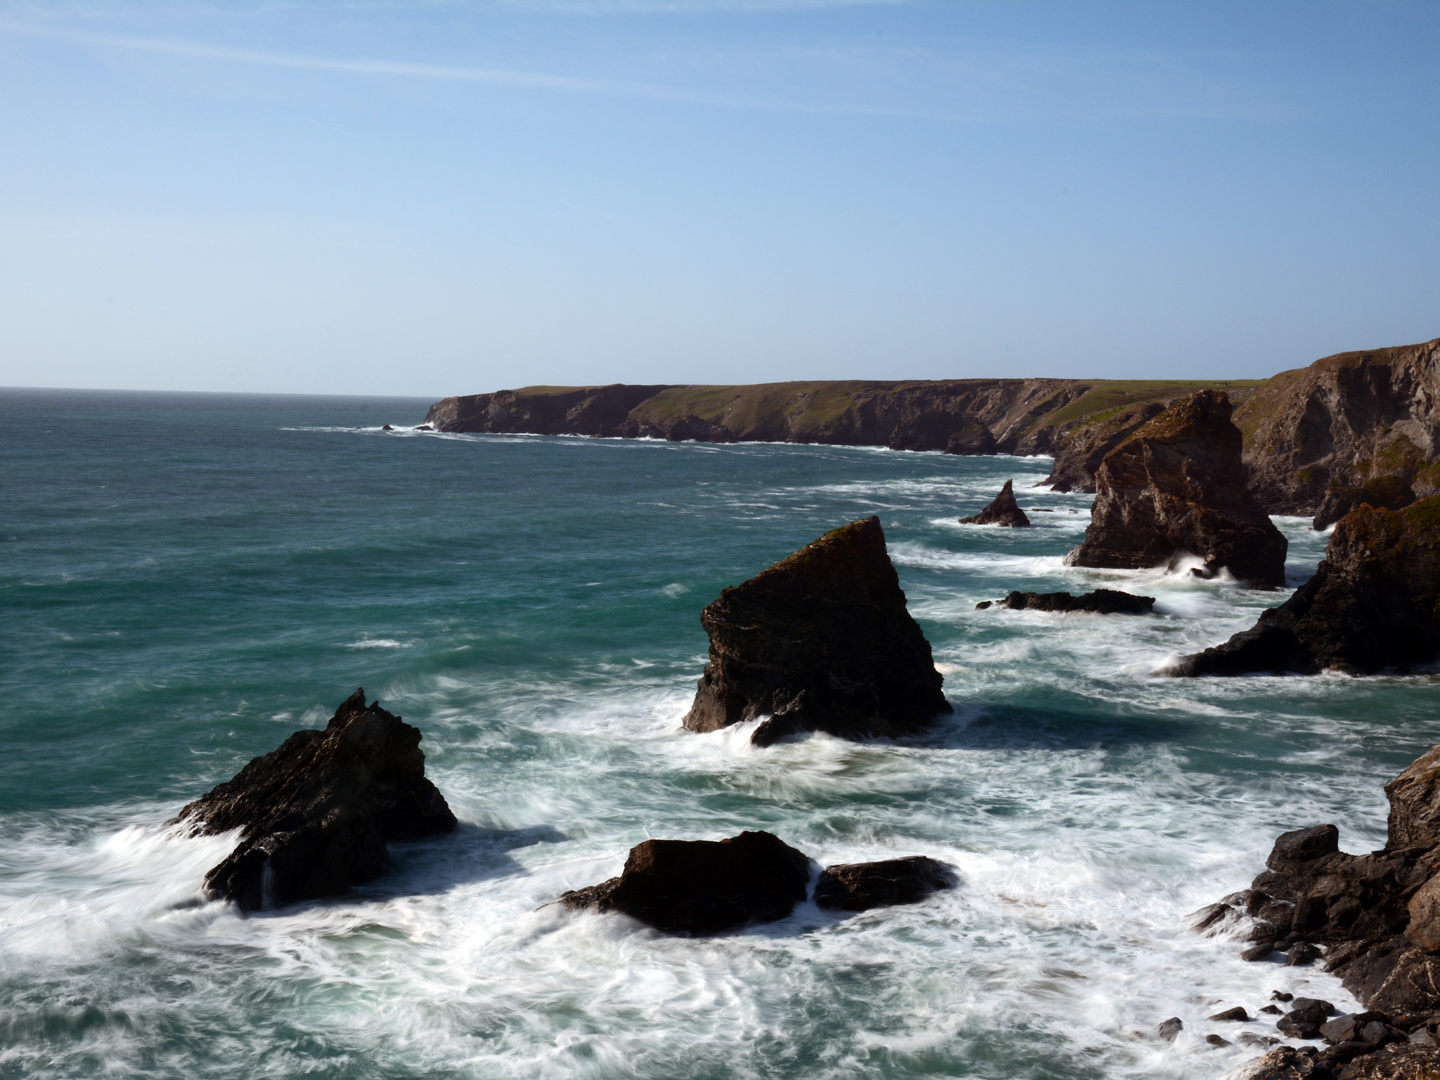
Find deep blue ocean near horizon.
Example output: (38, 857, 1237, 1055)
(3, 389, 1438, 1080)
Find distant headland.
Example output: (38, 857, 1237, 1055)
(424, 337, 1440, 520)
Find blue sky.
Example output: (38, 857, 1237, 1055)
(2, 1, 1437, 395)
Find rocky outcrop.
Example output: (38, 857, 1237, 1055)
(1314, 474, 1417, 531)
(1246, 1043, 1440, 1080)
(978, 588, 1155, 615)
(1168, 496, 1440, 676)
(814, 856, 955, 912)
(1064, 390, 1288, 587)
(1042, 402, 1165, 493)
(1235, 338, 1440, 516)
(559, 831, 812, 934)
(171, 689, 456, 912)
(958, 480, 1030, 526)
(1202, 740, 1440, 1026)
(682, 516, 951, 747)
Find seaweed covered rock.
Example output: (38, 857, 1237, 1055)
(1064, 390, 1287, 587)
(814, 856, 956, 912)
(985, 589, 1155, 615)
(559, 831, 811, 934)
(958, 480, 1030, 526)
(1169, 495, 1440, 676)
(1202, 740, 1440, 1023)
(172, 689, 456, 912)
(683, 517, 951, 747)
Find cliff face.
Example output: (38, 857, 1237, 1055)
(422, 336, 1440, 516)
(1235, 338, 1440, 516)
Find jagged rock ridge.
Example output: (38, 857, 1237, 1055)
(682, 516, 951, 747)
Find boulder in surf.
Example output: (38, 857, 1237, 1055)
(559, 830, 811, 934)
(682, 516, 951, 747)
(814, 855, 956, 912)
(171, 688, 456, 912)
(1064, 390, 1287, 587)
(986, 588, 1155, 615)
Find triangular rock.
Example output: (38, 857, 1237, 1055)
(682, 516, 951, 746)
(958, 480, 1030, 526)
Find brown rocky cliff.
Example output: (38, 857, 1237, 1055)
(1065, 390, 1288, 587)
(1236, 337, 1440, 516)
(683, 516, 950, 747)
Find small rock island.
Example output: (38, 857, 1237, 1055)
(682, 516, 951, 747)
(171, 689, 456, 912)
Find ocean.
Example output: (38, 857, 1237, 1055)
(3, 388, 1437, 1080)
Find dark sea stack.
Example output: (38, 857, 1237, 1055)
(1202, 741, 1440, 1028)
(559, 831, 811, 934)
(172, 689, 456, 912)
(814, 856, 956, 912)
(1064, 390, 1288, 587)
(958, 480, 1031, 527)
(682, 516, 951, 747)
(1169, 495, 1440, 676)
(994, 589, 1155, 615)
(1313, 474, 1417, 531)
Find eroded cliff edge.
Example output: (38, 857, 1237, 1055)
(424, 336, 1440, 517)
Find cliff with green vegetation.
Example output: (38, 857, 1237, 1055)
(423, 336, 1439, 518)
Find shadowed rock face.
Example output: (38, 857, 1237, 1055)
(958, 480, 1031, 527)
(171, 689, 456, 912)
(1313, 473, 1417, 531)
(1168, 495, 1440, 676)
(682, 516, 951, 747)
(1064, 390, 1288, 587)
(559, 831, 812, 934)
(814, 856, 956, 912)
(1042, 402, 1165, 494)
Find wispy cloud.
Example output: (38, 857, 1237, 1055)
(0, 21, 950, 119)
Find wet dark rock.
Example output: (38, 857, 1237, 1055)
(682, 517, 951, 747)
(1205, 741, 1440, 1032)
(1278, 999, 1334, 1039)
(958, 480, 1031, 527)
(1064, 390, 1288, 587)
(1167, 495, 1440, 676)
(1321, 1041, 1377, 1065)
(1157, 1017, 1184, 1041)
(1208, 1034, 1234, 1047)
(1263, 1005, 1284, 1015)
(1244, 1044, 1320, 1079)
(1241, 1032, 1283, 1048)
(990, 589, 1156, 615)
(974, 600, 993, 610)
(1245, 943, 1278, 961)
(1273, 992, 1296, 1002)
(381, 424, 394, 430)
(559, 831, 811, 934)
(171, 689, 457, 912)
(1288, 942, 1323, 966)
(1212, 1006, 1252, 1022)
(814, 856, 956, 912)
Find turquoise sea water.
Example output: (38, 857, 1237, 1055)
(3, 389, 1438, 1080)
